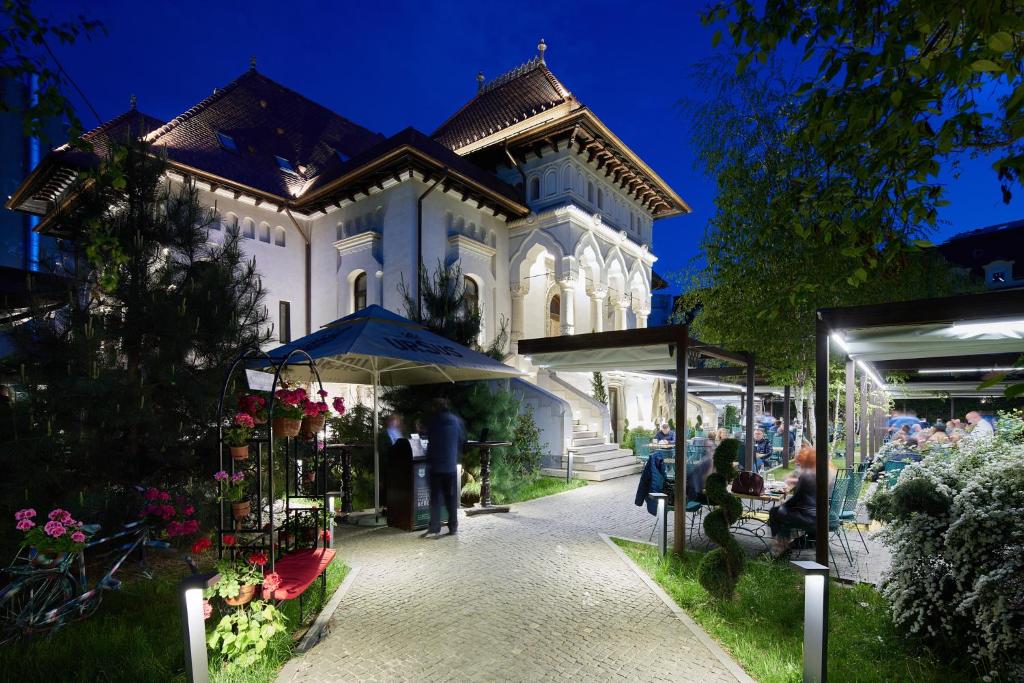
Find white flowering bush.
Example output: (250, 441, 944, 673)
(868, 410, 1024, 679)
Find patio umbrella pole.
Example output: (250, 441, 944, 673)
(373, 365, 380, 516)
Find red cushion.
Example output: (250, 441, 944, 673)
(266, 548, 336, 601)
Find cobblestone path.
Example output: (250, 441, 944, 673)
(281, 476, 747, 683)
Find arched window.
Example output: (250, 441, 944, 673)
(587, 181, 594, 204)
(258, 222, 271, 243)
(353, 272, 367, 312)
(222, 213, 238, 232)
(548, 293, 561, 337)
(597, 189, 604, 210)
(464, 276, 479, 311)
(529, 177, 540, 201)
(241, 218, 256, 239)
(274, 226, 286, 247)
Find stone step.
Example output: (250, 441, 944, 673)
(561, 455, 639, 472)
(571, 436, 605, 447)
(572, 429, 598, 438)
(568, 443, 627, 455)
(562, 448, 634, 464)
(541, 462, 644, 482)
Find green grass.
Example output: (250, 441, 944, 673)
(613, 539, 973, 683)
(491, 474, 586, 504)
(0, 558, 349, 683)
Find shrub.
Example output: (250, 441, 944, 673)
(869, 410, 1024, 678)
(506, 406, 544, 476)
(697, 438, 745, 599)
(620, 427, 654, 453)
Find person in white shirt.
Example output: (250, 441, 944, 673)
(966, 411, 994, 439)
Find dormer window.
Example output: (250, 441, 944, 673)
(216, 132, 238, 152)
(992, 272, 1006, 283)
(336, 149, 350, 163)
(276, 156, 296, 174)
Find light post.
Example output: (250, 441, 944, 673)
(791, 560, 829, 682)
(179, 572, 220, 683)
(648, 492, 668, 556)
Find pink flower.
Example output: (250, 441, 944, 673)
(44, 521, 66, 538)
(71, 531, 86, 543)
(59, 510, 74, 524)
(48, 508, 67, 521)
(14, 508, 36, 521)
(144, 487, 160, 501)
(234, 412, 255, 428)
(183, 506, 195, 516)
(183, 519, 200, 534)
(262, 572, 281, 591)
(214, 470, 229, 482)
(158, 491, 171, 502)
(332, 397, 346, 415)
(231, 471, 245, 484)
(166, 521, 183, 537)
(317, 389, 328, 398)
(202, 599, 213, 620)
(16, 519, 34, 531)
(294, 388, 307, 402)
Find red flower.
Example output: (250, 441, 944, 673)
(191, 537, 212, 554)
(223, 534, 236, 547)
(321, 529, 332, 543)
(317, 389, 328, 398)
(234, 412, 255, 428)
(332, 397, 346, 415)
(248, 551, 268, 567)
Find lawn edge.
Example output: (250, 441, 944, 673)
(276, 563, 362, 682)
(600, 534, 757, 683)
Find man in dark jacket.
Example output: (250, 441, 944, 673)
(424, 398, 465, 537)
(635, 451, 667, 515)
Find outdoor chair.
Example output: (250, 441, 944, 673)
(883, 459, 910, 489)
(634, 442, 653, 463)
(797, 468, 854, 567)
(648, 477, 705, 546)
(839, 467, 869, 552)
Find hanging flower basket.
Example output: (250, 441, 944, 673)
(301, 414, 326, 438)
(230, 445, 249, 461)
(223, 583, 257, 607)
(272, 417, 302, 438)
(231, 500, 251, 521)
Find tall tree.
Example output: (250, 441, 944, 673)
(1, 140, 270, 502)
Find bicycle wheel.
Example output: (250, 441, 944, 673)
(0, 572, 76, 645)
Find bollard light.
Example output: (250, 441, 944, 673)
(791, 560, 829, 683)
(180, 572, 220, 683)
(648, 492, 668, 556)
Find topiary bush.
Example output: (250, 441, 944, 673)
(697, 438, 745, 599)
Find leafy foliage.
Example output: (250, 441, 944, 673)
(620, 427, 654, 454)
(697, 438, 745, 599)
(590, 372, 607, 404)
(504, 405, 545, 476)
(207, 600, 288, 670)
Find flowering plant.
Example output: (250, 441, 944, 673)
(272, 385, 306, 420)
(224, 412, 255, 447)
(237, 393, 268, 422)
(15, 507, 92, 556)
(140, 487, 200, 542)
(301, 389, 331, 418)
(332, 396, 346, 415)
(205, 557, 265, 601)
(214, 470, 248, 501)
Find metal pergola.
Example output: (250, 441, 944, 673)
(814, 288, 1024, 566)
(517, 325, 758, 554)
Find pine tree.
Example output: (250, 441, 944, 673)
(1, 139, 270, 502)
(591, 372, 607, 404)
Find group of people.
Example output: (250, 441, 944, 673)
(886, 408, 994, 449)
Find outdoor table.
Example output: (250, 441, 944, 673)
(464, 440, 512, 515)
(727, 486, 790, 549)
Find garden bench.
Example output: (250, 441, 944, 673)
(267, 547, 336, 621)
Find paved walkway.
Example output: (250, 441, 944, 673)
(281, 476, 746, 683)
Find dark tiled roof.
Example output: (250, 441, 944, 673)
(69, 109, 166, 159)
(432, 57, 574, 151)
(145, 70, 385, 197)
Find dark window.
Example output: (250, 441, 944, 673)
(276, 156, 296, 173)
(279, 301, 291, 343)
(464, 276, 479, 310)
(587, 182, 594, 204)
(216, 132, 237, 152)
(597, 189, 604, 210)
(353, 272, 367, 311)
(529, 177, 540, 201)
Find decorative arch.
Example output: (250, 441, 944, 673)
(241, 217, 256, 239)
(258, 221, 271, 243)
(529, 176, 540, 201)
(273, 226, 286, 247)
(222, 212, 239, 232)
(509, 230, 565, 292)
(574, 232, 606, 291)
(543, 169, 557, 197)
(561, 164, 574, 192)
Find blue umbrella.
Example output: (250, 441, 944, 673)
(260, 305, 522, 511)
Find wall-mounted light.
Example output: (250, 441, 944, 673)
(791, 560, 829, 683)
(180, 572, 220, 683)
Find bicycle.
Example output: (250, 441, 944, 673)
(0, 519, 192, 645)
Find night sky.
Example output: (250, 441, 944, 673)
(47, 0, 1022, 288)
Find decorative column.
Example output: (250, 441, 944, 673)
(588, 285, 607, 334)
(635, 303, 650, 329)
(558, 276, 576, 336)
(612, 295, 630, 331)
(510, 283, 525, 353)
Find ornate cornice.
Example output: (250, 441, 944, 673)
(508, 203, 657, 266)
(333, 230, 380, 255)
(447, 234, 496, 259)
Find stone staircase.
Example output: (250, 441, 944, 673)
(541, 420, 643, 482)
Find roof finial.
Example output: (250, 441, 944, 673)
(129, 94, 137, 111)
(249, 55, 257, 71)
(537, 38, 546, 63)
(476, 71, 485, 93)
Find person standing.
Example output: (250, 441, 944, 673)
(424, 398, 465, 538)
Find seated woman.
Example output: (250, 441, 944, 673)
(686, 452, 714, 505)
(768, 446, 833, 558)
(928, 422, 950, 444)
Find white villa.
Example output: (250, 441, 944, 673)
(8, 41, 717, 479)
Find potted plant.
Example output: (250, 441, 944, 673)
(238, 393, 268, 425)
(206, 555, 266, 607)
(271, 386, 305, 437)
(215, 470, 250, 520)
(15, 507, 92, 567)
(224, 412, 255, 460)
(300, 389, 331, 438)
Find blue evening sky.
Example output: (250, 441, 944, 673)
(49, 0, 1021, 288)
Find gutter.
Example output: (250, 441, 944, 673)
(284, 207, 312, 336)
(416, 168, 448, 318)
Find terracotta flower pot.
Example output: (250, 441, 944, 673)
(272, 417, 301, 438)
(30, 550, 68, 568)
(253, 415, 267, 425)
(230, 445, 249, 461)
(231, 500, 251, 520)
(301, 414, 326, 437)
(224, 583, 256, 607)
